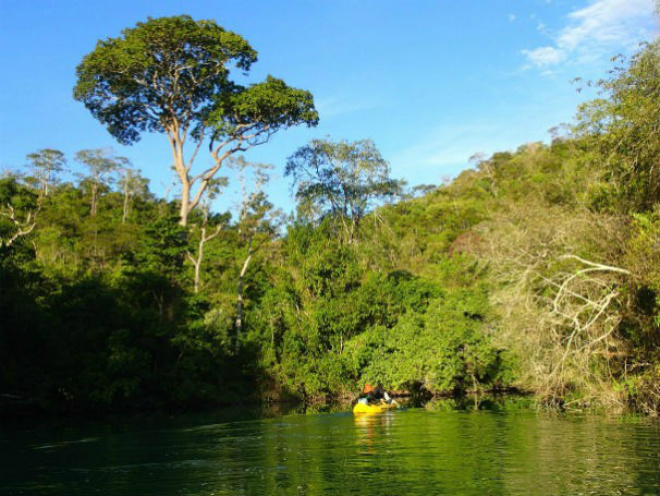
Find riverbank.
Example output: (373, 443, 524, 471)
(0, 386, 607, 426)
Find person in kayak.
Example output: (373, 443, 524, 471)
(358, 383, 397, 406)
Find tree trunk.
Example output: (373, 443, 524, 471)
(122, 188, 130, 225)
(167, 129, 192, 227)
(90, 182, 98, 217)
(186, 224, 221, 294)
(192, 227, 205, 294)
(179, 181, 190, 226)
(167, 124, 220, 227)
(235, 237, 253, 352)
(186, 249, 202, 294)
(193, 254, 201, 294)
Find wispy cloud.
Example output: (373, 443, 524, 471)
(392, 123, 515, 172)
(522, 0, 657, 69)
(315, 95, 381, 118)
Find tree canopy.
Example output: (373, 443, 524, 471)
(25, 149, 66, 196)
(286, 139, 404, 242)
(73, 15, 257, 145)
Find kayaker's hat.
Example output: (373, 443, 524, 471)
(362, 383, 375, 394)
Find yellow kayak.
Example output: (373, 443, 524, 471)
(353, 401, 397, 414)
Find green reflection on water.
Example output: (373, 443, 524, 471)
(1, 406, 659, 495)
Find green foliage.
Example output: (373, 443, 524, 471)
(134, 215, 188, 275)
(211, 75, 319, 140)
(74, 15, 257, 144)
(620, 364, 660, 415)
(575, 41, 660, 211)
(346, 285, 510, 394)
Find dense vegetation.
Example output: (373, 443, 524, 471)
(1, 20, 659, 416)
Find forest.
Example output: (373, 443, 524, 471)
(1, 16, 659, 417)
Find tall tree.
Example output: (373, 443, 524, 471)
(75, 149, 127, 217)
(286, 139, 404, 243)
(74, 15, 318, 225)
(228, 156, 277, 348)
(25, 149, 66, 196)
(119, 166, 149, 224)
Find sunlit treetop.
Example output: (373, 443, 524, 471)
(73, 15, 259, 144)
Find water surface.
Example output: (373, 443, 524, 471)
(2, 406, 659, 495)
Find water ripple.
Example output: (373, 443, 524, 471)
(1, 409, 659, 495)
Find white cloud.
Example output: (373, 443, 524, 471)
(522, 0, 657, 69)
(508, 13, 517, 22)
(522, 46, 567, 67)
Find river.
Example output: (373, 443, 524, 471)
(2, 403, 659, 495)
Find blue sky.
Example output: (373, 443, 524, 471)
(0, 0, 657, 213)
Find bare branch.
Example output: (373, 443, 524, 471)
(559, 254, 630, 275)
(0, 203, 40, 248)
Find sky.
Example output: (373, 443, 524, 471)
(0, 0, 657, 214)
